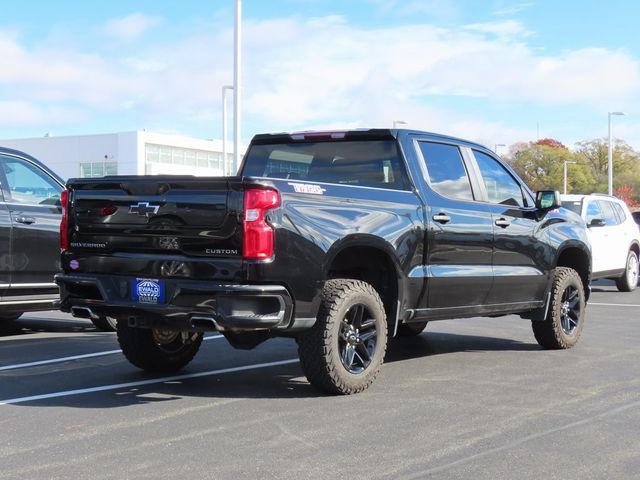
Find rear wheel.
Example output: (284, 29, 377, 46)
(615, 250, 638, 292)
(91, 316, 118, 332)
(117, 322, 203, 372)
(396, 321, 428, 337)
(297, 279, 387, 395)
(532, 267, 585, 349)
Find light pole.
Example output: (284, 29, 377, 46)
(221, 85, 234, 176)
(393, 120, 407, 129)
(233, 0, 242, 175)
(608, 111, 625, 195)
(563, 160, 576, 194)
(494, 143, 506, 154)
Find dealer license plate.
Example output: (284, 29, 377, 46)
(132, 278, 165, 304)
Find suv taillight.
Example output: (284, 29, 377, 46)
(243, 188, 280, 260)
(60, 189, 69, 252)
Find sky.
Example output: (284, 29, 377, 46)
(1, 0, 639, 152)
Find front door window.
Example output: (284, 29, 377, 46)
(1, 158, 61, 206)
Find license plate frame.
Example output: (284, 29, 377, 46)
(131, 278, 165, 304)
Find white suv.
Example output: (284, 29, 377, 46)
(561, 194, 640, 291)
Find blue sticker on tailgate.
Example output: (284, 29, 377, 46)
(132, 278, 165, 304)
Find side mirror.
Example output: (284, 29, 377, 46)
(588, 218, 606, 228)
(535, 190, 561, 210)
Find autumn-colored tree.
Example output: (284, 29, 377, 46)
(507, 140, 593, 193)
(504, 137, 640, 203)
(614, 185, 640, 209)
(574, 138, 640, 194)
(535, 138, 567, 150)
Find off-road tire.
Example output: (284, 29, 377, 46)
(91, 316, 118, 332)
(396, 321, 428, 337)
(532, 267, 585, 349)
(0, 312, 22, 322)
(615, 250, 639, 292)
(117, 322, 203, 372)
(297, 279, 388, 395)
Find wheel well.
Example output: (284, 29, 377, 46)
(556, 247, 591, 301)
(328, 246, 399, 332)
(630, 242, 640, 258)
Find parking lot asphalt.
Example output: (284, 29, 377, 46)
(1, 280, 639, 480)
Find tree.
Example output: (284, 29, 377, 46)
(507, 139, 593, 193)
(535, 138, 568, 150)
(614, 185, 640, 209)
(574, 138, 640, 194)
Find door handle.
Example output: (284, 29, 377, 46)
(432, 213, 451, 224)
(14, 216, 36, 225)
(495, 218, 511, 228)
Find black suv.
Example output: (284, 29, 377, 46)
(0, 147, 63, 323)
(0, 147, 117, 330)
(56, 129, 592, 394)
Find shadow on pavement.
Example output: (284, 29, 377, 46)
(589, 278, 624, 293)
(387, 331, 539, 363)
(0, 316, 99, 338)
(6, 330, 539, 409)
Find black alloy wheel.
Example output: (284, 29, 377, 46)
(558, 284, 581, 336)
(338, 303, 379, 374)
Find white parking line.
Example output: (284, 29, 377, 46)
(0, 358, 299, 406)
(589, 302, 640, 307)
(0, 349, 123, 371)
(0, 334, 224, 372)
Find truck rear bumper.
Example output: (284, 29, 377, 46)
(55, 273, 295, 332)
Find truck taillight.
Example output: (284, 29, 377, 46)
(60, 189, 69, 252)
(243, 188, 280, 260)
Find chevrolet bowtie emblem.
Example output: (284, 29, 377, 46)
(129, 202, 160, 217)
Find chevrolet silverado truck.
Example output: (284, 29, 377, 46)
(56, 129, 591, 394)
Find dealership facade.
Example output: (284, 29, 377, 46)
(0, 131, 240, 182)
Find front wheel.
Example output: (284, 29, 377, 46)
(117, 322, 203, 372)
(616, 250, 639, 292)
(297, 279, 388, 395)
(532, 267, 585, 349)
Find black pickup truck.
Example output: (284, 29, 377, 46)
(56, 129, 591, 394)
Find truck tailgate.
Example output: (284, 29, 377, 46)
(67, 176, 243, 258)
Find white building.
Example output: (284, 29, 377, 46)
(0, 131, 240, 181)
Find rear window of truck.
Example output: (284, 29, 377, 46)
(242, 140, 410, 190)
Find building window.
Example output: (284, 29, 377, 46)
(145, 143, 224, 174)
(79, 161, 118, 178)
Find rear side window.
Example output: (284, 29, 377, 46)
(242, 140, 410, 190)
(598, 200, 619, 226)
(418, 142, 474, 201)
(612, 202, 627, 223)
